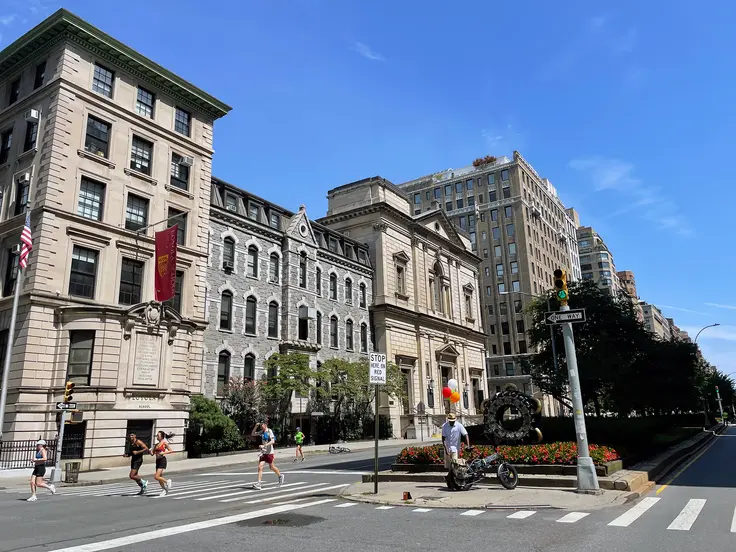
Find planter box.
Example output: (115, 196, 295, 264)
(392, 459, 622, 477)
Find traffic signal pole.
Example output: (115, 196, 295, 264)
(53, 410, 67, 483)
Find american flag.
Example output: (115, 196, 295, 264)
(19, 212, 32, 269)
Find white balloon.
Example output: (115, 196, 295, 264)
(448, 379, 459, 391)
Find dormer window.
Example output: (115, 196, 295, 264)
(328, 237, 339, 253)
(248, 203, 259, 221)
(225, 193, 237, 212)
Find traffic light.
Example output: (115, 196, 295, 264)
(63, 381, 75, 403)
(553, 269, 569, 305)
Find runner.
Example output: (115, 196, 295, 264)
(28, 440, 55, 502)
(124, 432, 149, 495)
(251, 422, 284, 490)
(294, 426, 305, 462)
(150, 431, 174, 496)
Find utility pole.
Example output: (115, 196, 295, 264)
(716, 386, 725, 425)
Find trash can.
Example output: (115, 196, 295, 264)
(64, 461, 81, 484)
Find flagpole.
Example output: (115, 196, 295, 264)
(0, 265, 25, 441)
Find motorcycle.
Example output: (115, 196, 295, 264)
(446, 449, 519, 491)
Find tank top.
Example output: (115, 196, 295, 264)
(131, 440, 145, 456)
(35, 450, 43, 461)
(154, 439, 167, 455)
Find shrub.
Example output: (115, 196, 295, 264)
(186, 395, 244, 457)
(395, 442, 619, 466)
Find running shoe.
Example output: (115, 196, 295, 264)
(48, 484, 56, 495)
(253, 482, 262, 490)
(166, 479, 173, 491)
(278, 474, 285, 486)
(26, 495, 37, 502)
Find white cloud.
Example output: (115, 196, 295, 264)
(658, 305, 710, 316)
(353, 42, 385, 62)
(0, 14, 17, 25)
(705, 302, 736, 311)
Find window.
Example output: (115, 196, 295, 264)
(512, 280, 521, 292)
(346, 320, 354, 350)
(396, 264, 406, 295)
(129, 136, 153, 176)
(491, 209, 498, 221)
(14, 177, 29, 216)
(330, 316, 338, 348)
(328, 237, 338, 253)
(174, 108, 191, 136)
(77, 177, 105, 221)
(511, 261, 518, 274)
(514, 300, 523, 314)
(92, 64, 114, 97)
(23, 121, 38, 152)
(345, 278, 353, 304)
(467, 179, 474, 190)
(497, 283, 505, 293)
(580, 263, 592, 271)
(165, 271, 184, 313)
(68, 246, 97, 298)
(225, 194, 237, 212)
(502, 322, 510, 335)
(467, 196, 475, 207)
(0, 129, 11, 164)
(496, 264, 504, 277)
(33, 61, 47, 90)
(459, 216, 466, 229)
(170, 153, 190, 190)
(425, 190, 430, 201)
(270, 212, 280, 229)
(8, 78, 20, 105)
(519, 341, 527, 354)
(243, 354, 255, 381)
(500, 302, 508, 315)
(125, 194, 149, 231)
(508, 243, 517, 256)
(464, 293, 473, 319)
(501, 169, 509, 181)
(506, 223, 515, 237)
(456, 198, 464, 209)
(445, 201, 452, 211)
(247, 246, 258, 278)
(489, 190, 497, 202)
(223, 237, 235, 268)
(83, 116, 110, 158)
(444, 184, 451, 196)
(136, 86, 155, 118)
(516, 320, 526, 333)
(330, 273, 337, 300)
(494, 245, 502, 257)
(3, 249, 19, 296)
(360, 323, 368, 352)
(360, 283, 367, 307)
(217, 352, 230, 395)
(492, 344, 498, 355)
(316, 267, 322, 296)
(486, 286, 491, 296)
(579, 239, 590, 248)
(484, 267, 490, 277)
(492, 227, 501, 240)
(482, 231, 487, 241)
(483, 249, 488, 259)
(245, 296, 257, 334)
(478, 194, 484, 203)
(454, 182, 462, 194)
(270, 253, 280, 283)
(268, 301, 278, 338)
(489, 174, 495, 185)
(489, 324, 495, 334)
(413, 193, 421, 205)
(67, 330, 95, 385)
(119, 258, 144, 305)
(503, 342, 512, 355)
(248, 203, 259, 221)
(316, 312, 322, 344)
(504, 206, 512, 218)
(599, 261, 610, 269)
(505, 362, 514, 376)
(168, 208, 187, 245)
(434, 187, 441, 199)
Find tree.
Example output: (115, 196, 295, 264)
(186, 395, 244, 456)
(220, 377, 267, 445)
(699, 365, 735, 417)
(262, 352, 313, 443)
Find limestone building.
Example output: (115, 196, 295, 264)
(0, 10, 230, 468)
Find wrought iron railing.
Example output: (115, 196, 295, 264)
(0, 438, 58, 470)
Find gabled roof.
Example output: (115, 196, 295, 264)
(412, 207, 468, 251)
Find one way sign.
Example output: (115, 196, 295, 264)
(545, 309, 586, 325)
(55, 402, 77, 410)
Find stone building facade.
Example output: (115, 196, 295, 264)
(0, 10, 230, 468)
(203, 178, 373, 427)
(318, 177, 488, 437)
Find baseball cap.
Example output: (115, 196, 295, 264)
(446, 413, 457, 422)
(36, 439, 46, 446)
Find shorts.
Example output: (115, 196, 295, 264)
(32, 465, 46, 478)
(259, 454, 275, 465)
(444, 450, 458, 469)
(296, 443, 303, 448)
(131, 457, 143, 471)
(155, 456, 167, 471)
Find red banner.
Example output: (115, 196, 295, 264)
(155, 225, 178, 303)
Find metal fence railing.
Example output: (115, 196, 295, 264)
(0, 439, 58, 470)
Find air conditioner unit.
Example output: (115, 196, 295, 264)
(307, 307, 317, 319)
(223, 260, 234, 271)
(24, 109, 40, 123)
(17, 172, 31, 184)
(179, 156, 194, 167)
(11, 244, 21, 254)
(69, 411, 84, 424)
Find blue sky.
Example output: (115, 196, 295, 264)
(2, 1, 735, 374)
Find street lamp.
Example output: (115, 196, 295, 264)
(427, 378, 435, 410)
(695, 323, 720, 343)
(463, 382, 470, 410)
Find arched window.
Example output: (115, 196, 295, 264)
(431, 260, 444, 313)
(359, 283, 367, 308)
(245, 296, 257, 334)
(299, 252, 307, 288)
(360, 323, 368, 352)
(217, 351, 231, 395)
(316, 311, 322, 344)
(345, 319, 354, 350)
(345, 278, 353, 304)
(316, 267, 322, 296)
(330, 315, 338, 348)
(244, 353, 255, 381)
(220, 290, 233, 330)
(269, 253, 280, 283)
(247, 245, 258, 278)
(298, 305, 309, 341)
(268, 301, 278, 338)
(329, 273, 337, 300)
(223, 237, 235, 270)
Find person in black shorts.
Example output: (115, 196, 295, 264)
(124, 432, 149, 495)
(28, 440, 55, 502)
(151, 431, 174, 496)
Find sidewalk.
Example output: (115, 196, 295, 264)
(0, 438, 437, 490)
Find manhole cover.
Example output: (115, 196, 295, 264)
(237, 514, 324, 528)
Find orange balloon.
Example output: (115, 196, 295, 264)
(450, 391, 461, 403)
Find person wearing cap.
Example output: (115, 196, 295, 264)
(294, 426, 305, 462)
(28, 440, 55, 501)
(441, 413, 469, 469)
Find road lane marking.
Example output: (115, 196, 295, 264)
(507, 511, 536, 519)
(170, 481, 264, 499)
(460, 510, 485, 516)
(608, 497, 660, 527)
(222, 483, 329, 503)
(334, 503, 356, 508)
(244, 484, 350, 504)
(556, 512, 590, 524)
(656, 433, 722, 495)
(667, 499, 706, 531)
(194, 481, 304, 501)
(194, 470, 367, 476)
(375, 506, 394, 510)
(48, 499, 337, 552)
(412, 508, 432, 513)
(731, 506, 736, 532)
(61, 480, 227, 497)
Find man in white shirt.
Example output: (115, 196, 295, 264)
(441, 413, 469, 469)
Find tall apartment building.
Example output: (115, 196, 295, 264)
(318, 177, 488, 435)
(640, 302, 671, 341)
(399, 152, 578, 416)
(617, 270, 644, 322)
(204, 178, 374, 431)
(0, 10, 230, 468)
(577, 226, 620, 294)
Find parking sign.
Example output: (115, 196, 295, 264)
(369, 353, 387, 385)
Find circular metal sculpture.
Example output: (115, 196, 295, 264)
(482, 390, 543, 444)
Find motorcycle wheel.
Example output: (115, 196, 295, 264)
(446, 471, 474, 491)
(497, 463, 519, 490)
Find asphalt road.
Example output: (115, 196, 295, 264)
(4, 430, 736, 552)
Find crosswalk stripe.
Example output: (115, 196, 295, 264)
(667, 499, 706, 531)
(507, 511, 536, 519)
(460, 510, 485, 517)
(608, 497, 661, 527)
(191, 482, 296, 502)
(170, 482, 261, 499)
(217, 482, 322, 503)
(413, 508, 432, 513)
(334, 503, 356, 508)
(556, 512, 590, 524)
(273, 497, 313, 505)
(375, 506, 394, 510)
(244, 484, 350, 504)
(730, 506, 736, 533)
(67, 480, 223, 497)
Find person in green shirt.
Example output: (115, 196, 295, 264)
(294, 427, 305, 462)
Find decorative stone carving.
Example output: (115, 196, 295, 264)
(372, 222, 388, 233)
(121, 300, 193, 345)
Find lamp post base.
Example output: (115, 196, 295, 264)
(576, 456, 600, 491)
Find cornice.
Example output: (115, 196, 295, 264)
(371, 303, 487, 342)
(316, 249, 373, 277)
(211, 208, 283, 243)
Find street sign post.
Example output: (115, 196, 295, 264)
(369, 352, 387, 494)
(55, 402, 77, 410)
(545, 309, 586, 325)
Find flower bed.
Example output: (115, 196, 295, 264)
(395, 442, 620, 466)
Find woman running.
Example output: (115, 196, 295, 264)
(28, 440, 55, 501)
(150, 431, 174, 496)
(294, 426, 305, 462)
(124, 432, 149, 495)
